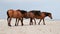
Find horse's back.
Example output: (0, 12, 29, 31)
(30, 10, 41, 16)
(7, 9, 22, 18)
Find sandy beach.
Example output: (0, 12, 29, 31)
(0, 19, 60, 34)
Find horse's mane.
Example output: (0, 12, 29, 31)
(16, 9, 21, 11)
(16, 9, 27, 14)
(20, 10, 27, 14)
(30, 10, 41, 16)
(43, 12, 51, 16)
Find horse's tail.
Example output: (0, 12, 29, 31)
(7, 10, 9, 16)
(7, 10, 9, 17)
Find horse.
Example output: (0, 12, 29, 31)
(7, 9, 27, 26)
(35, 12, 52, 25)
(27, 10, 41, 25)
(16, 10, 27, 26)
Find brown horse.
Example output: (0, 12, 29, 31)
(7, 9, 27, 26)
(27, 10, 41, 25)
(36, 12, 52, 25)
(16, 10, 27, 26)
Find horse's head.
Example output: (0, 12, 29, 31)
(24, 11, 27, 18)
(47, 13, 52, 19)
(20, 10, 28, 18)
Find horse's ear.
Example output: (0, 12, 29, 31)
(48, 12, 51, 14)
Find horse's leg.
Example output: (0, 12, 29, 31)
(7, 17, 9, 23)
(30, 18, 33, 25)
(34, 19, 36, 25)
(16, 18, 20, 26)
(31, 19, 33, 25)
(8, 18, 12, 26)
(38, 19, 42, 25)
(7, 17, 9, 21)
(15, 18, 18, 26)
(43, 19, 46, 25)
(21, 18, 23, 26)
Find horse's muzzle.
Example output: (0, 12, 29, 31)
(49, 16, 52, 19)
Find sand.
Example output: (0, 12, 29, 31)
(0, 19, 60, 34)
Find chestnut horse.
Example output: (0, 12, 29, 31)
(7, 9, 27, 26)
(27, 10, 41, 25)
(36, 12, 52, 25)
(27, 10, 52, 25)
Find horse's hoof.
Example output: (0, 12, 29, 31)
(15, 25, 17, 26)
(8, 25, 11, 27)
(34, 23, 36, 25)
(15, 24, 18, 26)
(31, 24, 33, 25)
(21, 25, 23, 26)
(35, 23, 36, 25)
(21, 24, 23, 26)
(38, 23, 40, 25)
(43, 23, 46, 25)
(44, 24, 46, 25)
(15, 24, 16, 26)
(29, 24, 32, 25)
(31, 23, 33, 25)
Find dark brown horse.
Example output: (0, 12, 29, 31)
(27, 10, 52, 25)
(7, 9, 27, 26)
(16, 10, 27, 26)
(27, 10, 41, 25)
(36, 12, 52, 25)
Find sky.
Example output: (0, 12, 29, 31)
(0, 0, 60, 19)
